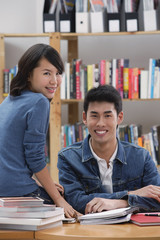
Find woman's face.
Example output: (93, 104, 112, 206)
(28, 58, 62, 99)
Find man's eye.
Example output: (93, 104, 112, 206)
(105, 114, 111, 118)
(91, 115, 97, 118)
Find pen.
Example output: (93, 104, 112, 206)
(145, 214, 160, 216)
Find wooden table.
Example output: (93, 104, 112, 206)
(35, 222, 160, 240)
(0, 230, 34, 239)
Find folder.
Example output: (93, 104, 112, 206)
(138, 0, 157, 31)
(106, 13, 121, 32)
(120, 0, 138, 32)
(43, 13, 56, 33)
(156, 3, 160, 30)
(76, 12, 90, 33)
(59, 10, 75, 32)
(90, 11, 107, 33)
(43, 0, 57, 33)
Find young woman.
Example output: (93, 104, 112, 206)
(0, 43, 77, 218)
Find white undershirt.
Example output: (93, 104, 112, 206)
(89, 138, 118, 193)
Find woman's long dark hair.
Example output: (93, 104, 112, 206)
(10, 43, 64, 96)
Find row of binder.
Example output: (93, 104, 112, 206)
(43, 0, 160, 33)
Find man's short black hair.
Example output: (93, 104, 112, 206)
(83, 85, 122, 115)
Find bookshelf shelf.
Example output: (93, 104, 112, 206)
(0, 31, 160, 181)
(60, 30, 160, 39)
(62, 98, 160, 104)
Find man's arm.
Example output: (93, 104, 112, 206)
(85, 185, 160, 214)
(58, 154, 128, 214)
(128, 185, 160, 201)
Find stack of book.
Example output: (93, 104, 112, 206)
(0, 197, 64, 231)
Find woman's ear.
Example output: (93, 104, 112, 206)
(82, 111, 87, 125)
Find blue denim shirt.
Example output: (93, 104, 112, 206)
(58, 135, 160, 214)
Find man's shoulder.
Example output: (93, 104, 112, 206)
(119, 140, 148, 155)
(120, 140, 145, 150)
(59, 141, 83, 155)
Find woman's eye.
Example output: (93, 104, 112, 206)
(44, 72, 50, 76)
(56, 72, 61, 76)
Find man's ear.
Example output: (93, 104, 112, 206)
(117, 111, 123, 125)
(82, 111, 87, 125)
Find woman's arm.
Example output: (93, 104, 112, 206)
(35, 166, 79, 218)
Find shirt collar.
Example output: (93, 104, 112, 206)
(89, 137, 118, 163)
(82, 135, 127, 165)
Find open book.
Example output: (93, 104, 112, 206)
(78, 206, 139, 225)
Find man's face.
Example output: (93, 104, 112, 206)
(83, 101, 123, 147)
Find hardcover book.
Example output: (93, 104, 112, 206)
(0, 197, 44, 207)
(131, 213, 160, 226)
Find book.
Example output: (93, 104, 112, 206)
(100, 59, 106, 85)
(139, 70, 148, 99)
(148, 58, 156, 99)
(131, 212, 160, 226)
(132, 67, 139, 99)
(0, 207, 64, 226)
(128, 68, 133, 99)
(76, 59, 82, 99)
(0, 197, 44, 207)
(70, 58, 76, 99)
(87, 64, 94, 91)
(123, 67, 129, 99)
(0, 220, 62, 231)
(78, 207, 139, 224)
(111, 58, 117, 88)
(79, 213, 132, 225)
(153, 66, 160, 98)
(105, 60, 111, 85)
(66, 62, 70, 99)
(0, 204, 55, 213)
(0, 214, 63, 227)
(0, 207, 62, 219)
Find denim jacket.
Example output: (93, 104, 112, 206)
(58, 135, 160, 214)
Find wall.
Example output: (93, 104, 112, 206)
(0, 0, 160, 133)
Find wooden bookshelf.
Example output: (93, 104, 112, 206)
(0, 31, 160, 182)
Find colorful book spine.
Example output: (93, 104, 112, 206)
(76, 59, 82, 99)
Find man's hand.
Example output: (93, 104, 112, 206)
(85, 198, 128, 214)
(128, 185, 160, 202)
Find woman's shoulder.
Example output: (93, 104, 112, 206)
(22, 90, 49, 105)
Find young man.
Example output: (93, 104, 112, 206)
(58, 85, 160, 214)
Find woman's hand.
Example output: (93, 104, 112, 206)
(54, 196, 82, 218)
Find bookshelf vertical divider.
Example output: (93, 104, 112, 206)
(49, 33, 79, 181)
(49, 32, 61, 182)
